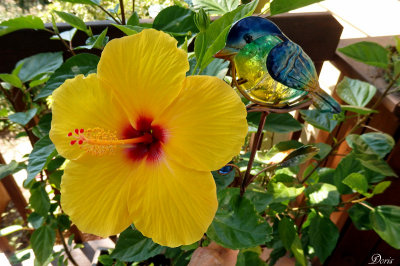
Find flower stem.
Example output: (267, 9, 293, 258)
(58, 228, 78, 266)
(119, 0, 126, 25)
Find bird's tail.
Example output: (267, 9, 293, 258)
(309, 88, 342, 114)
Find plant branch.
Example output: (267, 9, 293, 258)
(241, 111, 268, 196)
(226, 163, 243, 182)
(58, 228, 78, 266)
(132, 0, 135, 13)
(44, 28, 76, 55)
(96, 4, 121, 24)
(301, 72, 400, 184)
(119, 0, 126, 25)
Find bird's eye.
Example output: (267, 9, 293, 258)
(243, 34, 253, 44)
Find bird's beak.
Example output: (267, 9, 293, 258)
(214, 47, 238, 60)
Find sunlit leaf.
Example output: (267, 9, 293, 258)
(31, 225, 55, 265)
(300, 109, 338, 132)
(370, 205, 400, 249)
(336, 77, 377, 107)
(0, 15, 44, 36)
(8, 108, 37, 126)
(270, 0, 323, 15)
(192, 0, 240, 15)
(338, 41, 389, 68)
(346, 133, 395, 159)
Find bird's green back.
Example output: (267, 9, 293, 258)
(234, 35, 308, 106)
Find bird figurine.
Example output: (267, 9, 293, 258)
(214, 16, 341, 114)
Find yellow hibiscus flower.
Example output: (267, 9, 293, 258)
(49, 29, 248, 247)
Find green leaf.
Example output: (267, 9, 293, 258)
(33, 113, 52, 138)
(8, 108, 37, 126)
(28, 212, 45, 229)
(29, 183, 51, 217)
(153, 6, 198, 44)
(58, 0, 100, 5)
(271, 0, 323, 15)
(309, 215, 339, 263)
(112, 24, 144, 36)
(194, 0, 258, 71)
(35, 53, 99, 99)
(236, 251, 266, 266)
(267, 182, 304, 203)
(338, 41, 389, 68)
(264, 113, 302, 133)
(127, 12, 140, 26)
(278, 145, 319, 168)
(341, 105, 377, 115)
(212, 169, 235, 191)
(57, 214, 71, 231)
(370, 205, 400, 249)
(278, 217, 296, 250)
(336, 77, 377, 107)
(290, 235, 307, 266)
(305, 183, 340, 206)
(16, 52, 63, 83)
(244, 189, 273, 213)
(0, 73, 23, 88)
(300, 110, 338, 132)
(189, 58, 229, 79)
(50, 28, 77, 42)
(54, 11, 90, 35)
(372, 181, 391, 195)
(256, 141, 303, 164)
(49, 170, 63, 190)
(98, 254, 114, 265)
(346, 133, 395, 159)
(192, 0, 240, 15)
(76, 28, 108, 50)
(355, 154, 397, 178)
(25, 135, 55, 186)
(334, 154, 361, 194)
(0, 225, 23, 237)
(342, 173, 369, 196)
(0, 15, 44, 36)
(111, 227, 164, 262)
(348, 203, 372, 230)
(312, 143, 332, 160)
(0, 160, 20, 180)
(31, 225, 56, 265)
(207, 188, 271, 249)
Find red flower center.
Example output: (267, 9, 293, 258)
(122, 116, 167, 162)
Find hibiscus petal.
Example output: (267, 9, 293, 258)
(128, 159, 217, 247)
(97, 29, 189, 121)
(50, 74, 129, 160)
(61, 153, 135, 237)
(155, 76, 248, 171)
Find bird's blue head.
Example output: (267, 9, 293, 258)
(214, 16, 284, 60)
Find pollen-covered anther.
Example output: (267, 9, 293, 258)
(67, 127, 153, 156)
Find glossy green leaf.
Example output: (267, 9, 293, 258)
(270, 0, 323, 15)
(305, 183, 340, 206)
(355, 154, 397, 178)
(341, 105, 377, 115)
(54, 11, 90, 35)
(334, 154, 361, 194)
(50, 28, 77, 42)
(8, 108, 37, 126)
(0, 15, 44, 36)
(309, 215, 339, 263)
(342, 173, 369, 196)
(29, 183, 50, 217)
(153, 6, 198, 42)
(194, 0, 258, 71)
(28, 212, 45, 229)
(196, 58, 229, 79)
(278, 217, 296, 250)
(111, 227, 164, 262)
(207, 188, 271, 249)
(372, 181, 391, 195)
(25, 135, 55, 186)
(244, 189, 273, 213)
(236, 251, 266, 266)
(57, 214, 71, 231)
(264, 113, 302, 133)
(0, 73, 23, 88)
(76, 28, 108, 50)
(300, 110, 338, 132)
(212, 169, 235, 191)
(370, 205, 400, 249)
(192, 0, 240, 15)
(31, 225, 56, 265)
(267, 182, 304, 203)
(127, 12, 140, 26)
(291, 235, 307, 266)
(0, 160, 19, 180)
(256, 141, 303, 164)
(35, 53, 99, 99)
(338, 41, 389, 68)
(346, 133, 395, 159)
(16, 52, 63, 83)
(33, 113, 52, 138)
(336, 77, 377, 107)
(348, 203, 372, 230)
(278, 145, 319, 168)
